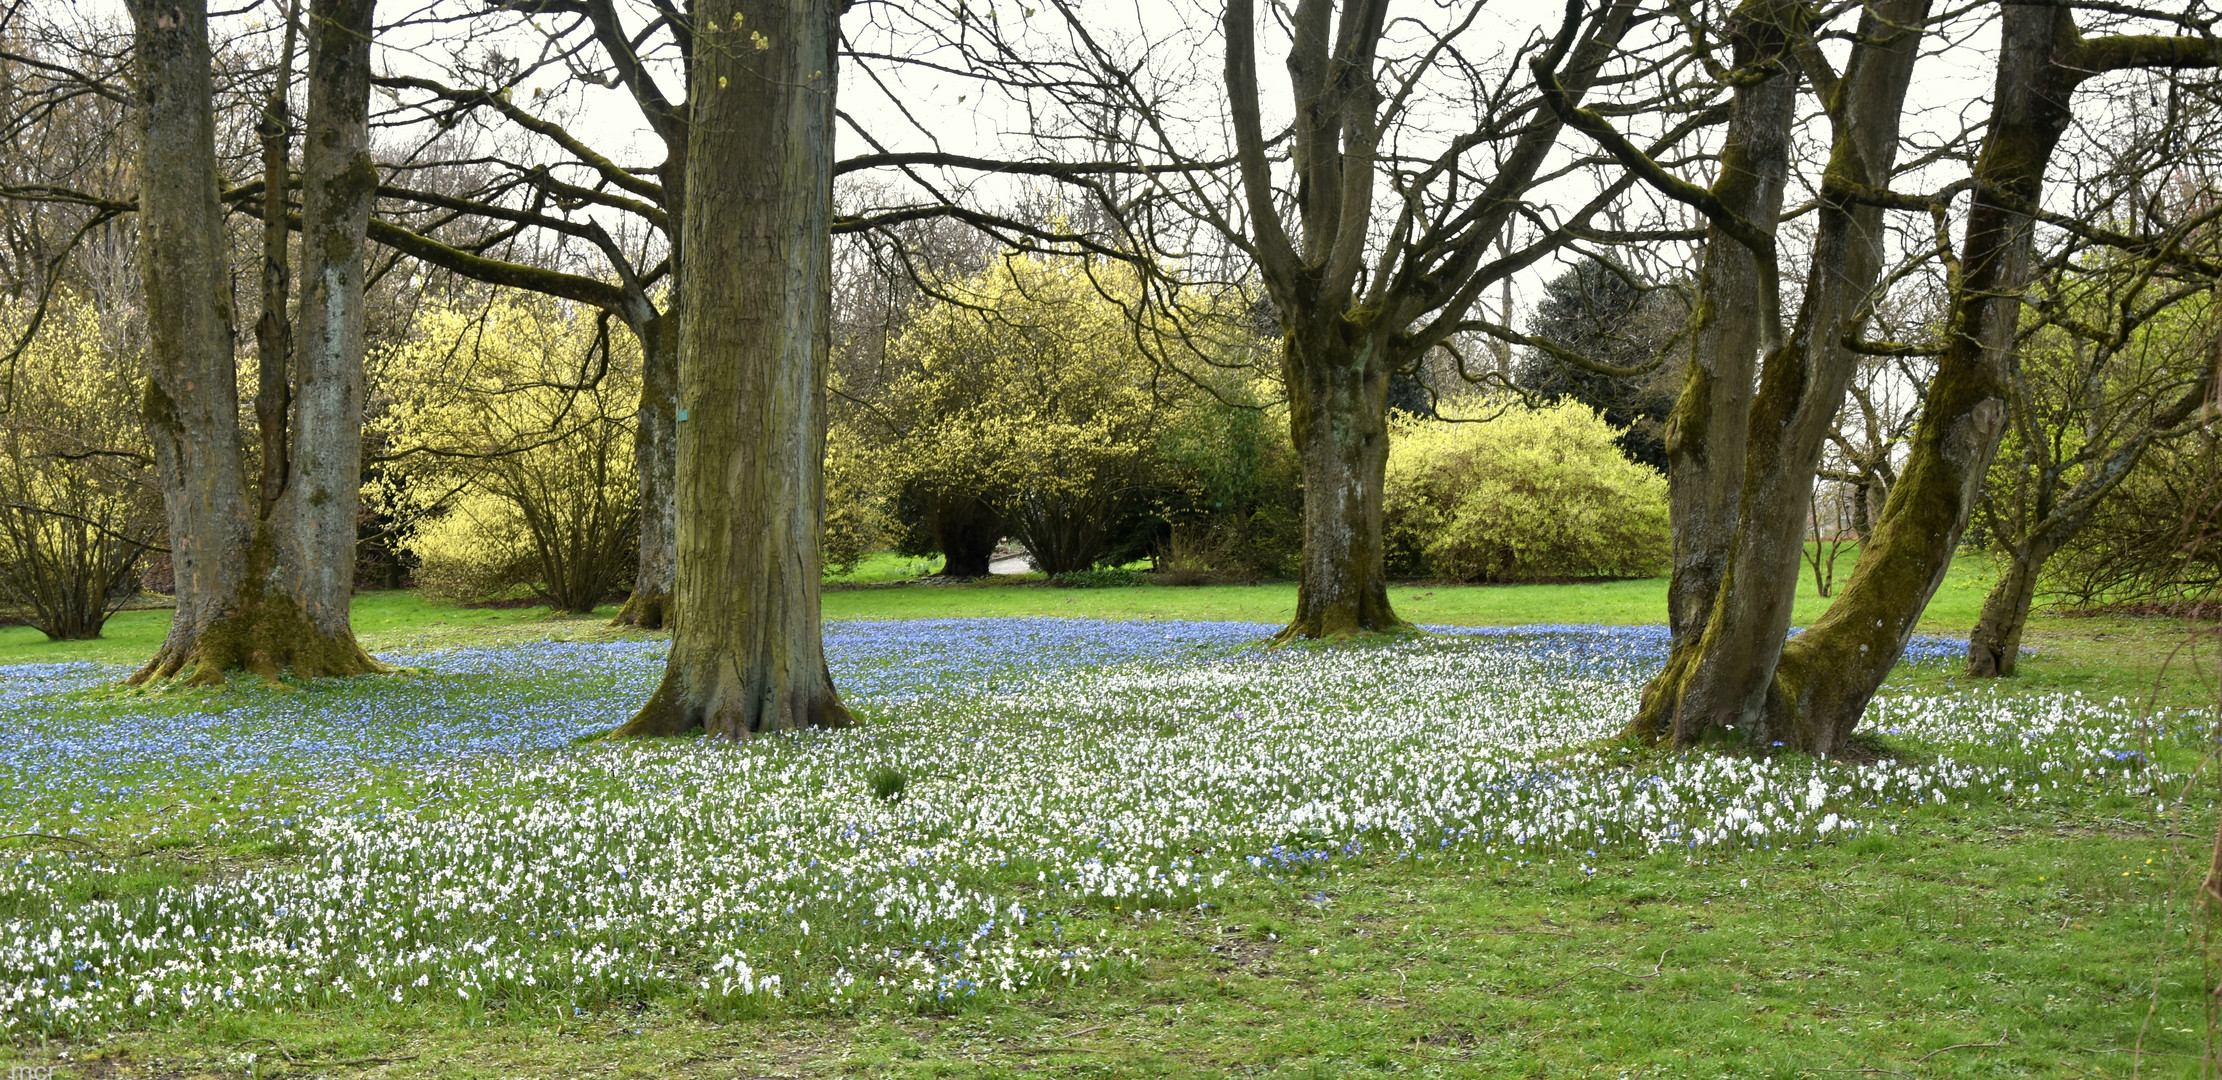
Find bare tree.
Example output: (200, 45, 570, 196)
(1564, 0, 1934, 751)
(1770, 1, 2222, 745)
(974, 0, 1683, 637)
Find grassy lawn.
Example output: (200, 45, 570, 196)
(0, 546, 2003, 668)
(824, 545, 2000, 629)
(3, 565, 2217, 1077)
(12, 808, 2208, 1079)
(0, 590, 630, 668)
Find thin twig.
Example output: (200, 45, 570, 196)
(0, 832, 100, 850)
(1914, 1040, 2003, 1062)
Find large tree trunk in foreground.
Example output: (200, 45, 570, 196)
(268, 0, 384, 675)
(1762, 3, 2083, 750)
(1636, 0, 1930, 751)
(1626, 1, 1798, 740)
(1276, 326, 1403, 640)
(128, 0, 262, 683)
(616, 0, 851, 738)
(131, 0, 387, 683)
(613, 313, 678, 629)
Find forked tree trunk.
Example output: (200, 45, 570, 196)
(1966, 539, 2053, 677)
(616, 0, 852, 738)
(128, 0, 256, 683)
(1276, 324, 1403, 640)
(132, 0, 387, 684)
(1763, 3, 2082, 749)
(614, 313, 677, 629)
(1626, 1, 1798, 739)
(1638, 0, 1930, 751)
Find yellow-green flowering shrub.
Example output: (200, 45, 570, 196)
(822, 419, 895, 575)
(864, 257, 1179, 577)
(0, 295, 160, 639)
(371, 294, 638, 612)
(1384, 398, 1669, 582)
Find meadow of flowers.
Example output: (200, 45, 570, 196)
(0, 619, 2190, 1038)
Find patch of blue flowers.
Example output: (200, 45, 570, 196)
(0, 619, 1966, 841)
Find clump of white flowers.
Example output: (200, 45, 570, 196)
(0, 621, 2187, 1036)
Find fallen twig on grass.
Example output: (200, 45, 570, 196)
(0, 831, 100, 850)
(1915, 1040, 2003, 1062)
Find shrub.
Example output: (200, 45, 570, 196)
(1050, 567, 1145, 588)
(1151, 370, 1304, 579)
(400, 489, 539, 602)
(856, 257, 1180, 577)
(2045, 425, 2221, 614)
(372, 294, 639, 612)
(1383, 398, 1669, 582)
(0, 295, 160, 640)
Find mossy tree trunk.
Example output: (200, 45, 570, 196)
(268, 0, 383, 676)
(614, 312, 678, 629)
(127, 0, 255, 683)
(1627, 0, 1799, 739)
(1761, 3, 2222, 746)
(1275, 320, 1404, 639)
(129, 0, 387, 684)
(1966, 538, 2054, 677)
(615, 0, 852, 738)
(1636, 0, 1931, 751)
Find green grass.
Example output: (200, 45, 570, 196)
(3, 575, 2219, 1077)
(822, 545, 2001, 630)
(0, 590, 637, 668)
(11, 804, 2216, 1078)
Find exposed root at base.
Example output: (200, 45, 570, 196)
(610, 590, 672, 631)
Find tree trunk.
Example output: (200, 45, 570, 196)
(1626, 0, 1798, 738)
(267, 0, 383, 676)
(1276, 324, 1404, 640)
(254, 0, 298, 520)
(929, 492, 1001, 578)
(615, 0, 851, 738)
(126, 0, 256, 684)
(1967, 539, 2053, 676)
(1649, 0, 1932, 751)
(613, 312, 678, 629)
(1765, 2, 2080, 749)
(135, 0, 385, 683)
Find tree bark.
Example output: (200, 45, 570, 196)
(131, 0, 387, 683)
(1763, 1, 2084, 749)
(1276, 323, 1403, 639)
(616, 0, 851, 738)
(613, 312, 677, 629)
(1626, 0, 1799, 740)
(1966, 539, 2053, 677)
(127, 0, 256, 684)
(254, 0, 298, 520)
(1640, 0, 1932, 751)
(267, 0, 383, 675)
